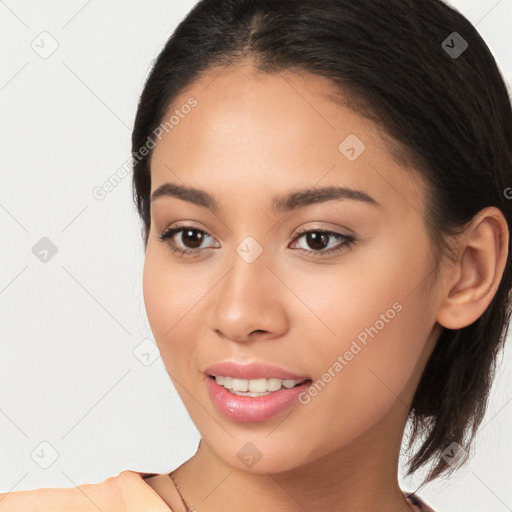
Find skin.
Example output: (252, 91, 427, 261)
(142, 61, 508, 512)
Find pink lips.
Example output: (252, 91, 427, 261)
(204, 361, 310, 380)
(204, 361, 312, 423)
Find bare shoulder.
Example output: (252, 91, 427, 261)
(0, 470, 172, 512)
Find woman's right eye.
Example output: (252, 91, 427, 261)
(158, 226, 219, 257)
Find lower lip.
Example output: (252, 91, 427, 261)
(206, 376, 312, 423)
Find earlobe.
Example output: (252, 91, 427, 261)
(436, 207, 509, 330)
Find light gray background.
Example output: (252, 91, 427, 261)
(1, 1, 511, 511)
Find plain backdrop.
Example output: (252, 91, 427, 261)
(1, 1, 511, 511)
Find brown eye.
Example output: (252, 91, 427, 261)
(290, 229, 355, 257)
(158, 225, 219, 257)
(303, 232, 330, 251)
(179, 228, 206, 249)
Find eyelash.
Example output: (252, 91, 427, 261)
(158, 224, 356, 259)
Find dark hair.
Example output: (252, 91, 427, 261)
(131, 0, 512, 487)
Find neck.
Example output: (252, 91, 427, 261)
(172, 401, 415, 512)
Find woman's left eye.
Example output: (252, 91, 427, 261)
(158, 226, 355, 258)
(290, 229, 355, 256)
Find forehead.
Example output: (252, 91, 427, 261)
(149, 63, 427, 215)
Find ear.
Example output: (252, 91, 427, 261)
(436, 207, 509, 330)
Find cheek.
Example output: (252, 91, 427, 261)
(285, 263, 410, 396)
(142, 245, 170, 338)
(142, 241, 202, 350)
(281, 244, 416, 350)
(299, 298, 429, 452)
(142, 246, 207, 391)
(291, 236, 434, 435)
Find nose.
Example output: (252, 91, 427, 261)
(207, 247, 290, 343)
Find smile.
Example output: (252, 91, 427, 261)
(211, 375, 308, 396)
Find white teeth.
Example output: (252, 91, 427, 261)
(232, 378, 248, 391)
(267, 378, 282, 392)
(214, 375, 306, 394)
(248, 378, 267, 393)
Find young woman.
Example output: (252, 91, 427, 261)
(1, 0, 511, 510)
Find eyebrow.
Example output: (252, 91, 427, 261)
(150, 182, 381, 214)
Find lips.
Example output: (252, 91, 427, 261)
(204, 361, 310, 381)
(206, 374, 312, 422)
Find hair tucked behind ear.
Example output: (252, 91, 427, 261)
(131, 0, 512, 486)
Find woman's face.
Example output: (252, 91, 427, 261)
(143, 63, 443, 474)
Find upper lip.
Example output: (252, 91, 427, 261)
(205, 361, 311, 381)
